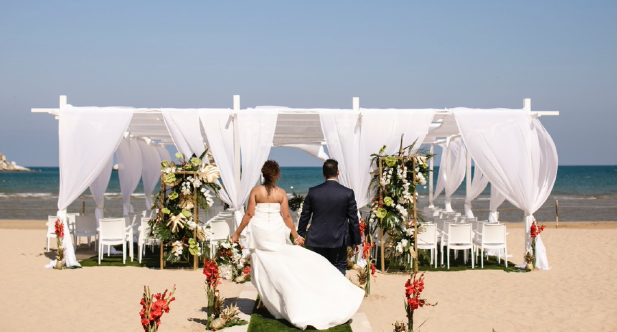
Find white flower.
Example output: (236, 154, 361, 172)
(401, 239, 409, 248)
(221, 241, 231, 249)
(416, 172, 427, 185)
(172, 241, 183, 257)
(187, 220, 196, 230)
(395, 243, 403, 253)
(406, 228, 414, 236)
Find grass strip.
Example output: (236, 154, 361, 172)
(247, 298, 353, 332)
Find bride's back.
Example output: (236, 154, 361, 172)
(254, 185, 285, 204)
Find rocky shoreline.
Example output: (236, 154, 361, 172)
(0, 152, 30, 172)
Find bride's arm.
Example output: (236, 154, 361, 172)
(231, 189, 257, 243)
(280, 191, 302, 243)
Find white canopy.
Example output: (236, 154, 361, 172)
(33, 96, 558, 269)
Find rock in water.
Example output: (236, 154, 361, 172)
(0, 152, 31, 172)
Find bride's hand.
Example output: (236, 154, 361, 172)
(294, 236, 305, 247)
(231, 233, 239, 243)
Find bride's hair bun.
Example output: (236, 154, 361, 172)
(261, 160, 280, 195)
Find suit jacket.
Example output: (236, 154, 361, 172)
(297, 180, 361, 248)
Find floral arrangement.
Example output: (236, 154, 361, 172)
(140, 285, 176, 332)
(525, 220, 546, 271)
(203, 258, 248, 331)
(215, 238, 249, 281)
(288, 192, 305, 214)
(150, 151, 220, 262)
(393, 272, 435, 332)
(54, 218, 64, 269)
(366, 143, 433, 271)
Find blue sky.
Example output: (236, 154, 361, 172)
(0, 1, 615, 166)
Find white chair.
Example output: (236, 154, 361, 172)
(74, 215, 98, 248)
(417, 224, 438, 268)
(98, 218, 127, 264)
(209, 220, 231, 258)
(66, 213, 79, 237)
(137, 217, 158, 264)
(474, 223, 508, 268)
(125, 214, 139, 239)
(124, 215, 137, 261)
(45, 215, 58, 252)
(444, 223, 474, 269)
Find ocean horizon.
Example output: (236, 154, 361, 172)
(1, 165, 616, 222)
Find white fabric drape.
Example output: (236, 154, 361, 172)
(464, 165, 489, 218)
(162, 109, 206, 158)
(432, 138, 466, 212)
(57, 106, 133, 267)
(488, 184, 506, 223)
(363, 109, 437, 156)
(117, 137, 143, 215)
(156, 145, 172, 163)
(89, 155, 114, 226)
(320, 109, 435, 209)
(453, 109, 558, 270)
(200, 109, 278, 227)
(237, 109, 279, 208)
(281, 144, 329, 161)
(138, 139, 162, 209)
(200, 109, 239, 220)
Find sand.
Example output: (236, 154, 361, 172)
(2, 220, 617, 332)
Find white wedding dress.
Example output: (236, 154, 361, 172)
(248, 203, 364, 330)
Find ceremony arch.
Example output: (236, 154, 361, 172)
(33, 96, 559, 270)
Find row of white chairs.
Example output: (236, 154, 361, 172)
(362, 206, 508, 269)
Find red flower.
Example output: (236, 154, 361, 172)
(362, 242, 371, 259)
(530, 222, 546, 238)
(140, 285, 176, 332)
(54, 219, 64, 238)
(203, 258, 220, 289)
(359, 219, 367, 237)
(243, 266, 251, 275)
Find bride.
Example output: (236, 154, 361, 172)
(231, 160, 364, 330)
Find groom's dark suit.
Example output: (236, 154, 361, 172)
(297, 180, 361, 274)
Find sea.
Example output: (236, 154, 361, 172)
(1, 166, 616, 222)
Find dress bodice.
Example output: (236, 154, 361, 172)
(254, 203, 282, 219)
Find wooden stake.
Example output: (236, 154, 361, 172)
(555, 199, 559, 228)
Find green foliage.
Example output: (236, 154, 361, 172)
(287, 192, 305, 212)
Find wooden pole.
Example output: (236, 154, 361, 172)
(412, 157, 418, 273)
(160, 172, 165, 270)
(555, 199, 559, 228)
(193, 184, 199, 271)
(378, 157, 385, 273)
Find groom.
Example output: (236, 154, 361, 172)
(297, 159, 361, 275)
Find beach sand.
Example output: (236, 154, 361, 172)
(2, 220, 616, 332)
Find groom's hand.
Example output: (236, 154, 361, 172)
(294, 236, 305, 247)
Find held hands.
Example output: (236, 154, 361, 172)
(231, 232, 240, 243)
(294, 236, 305, 247)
